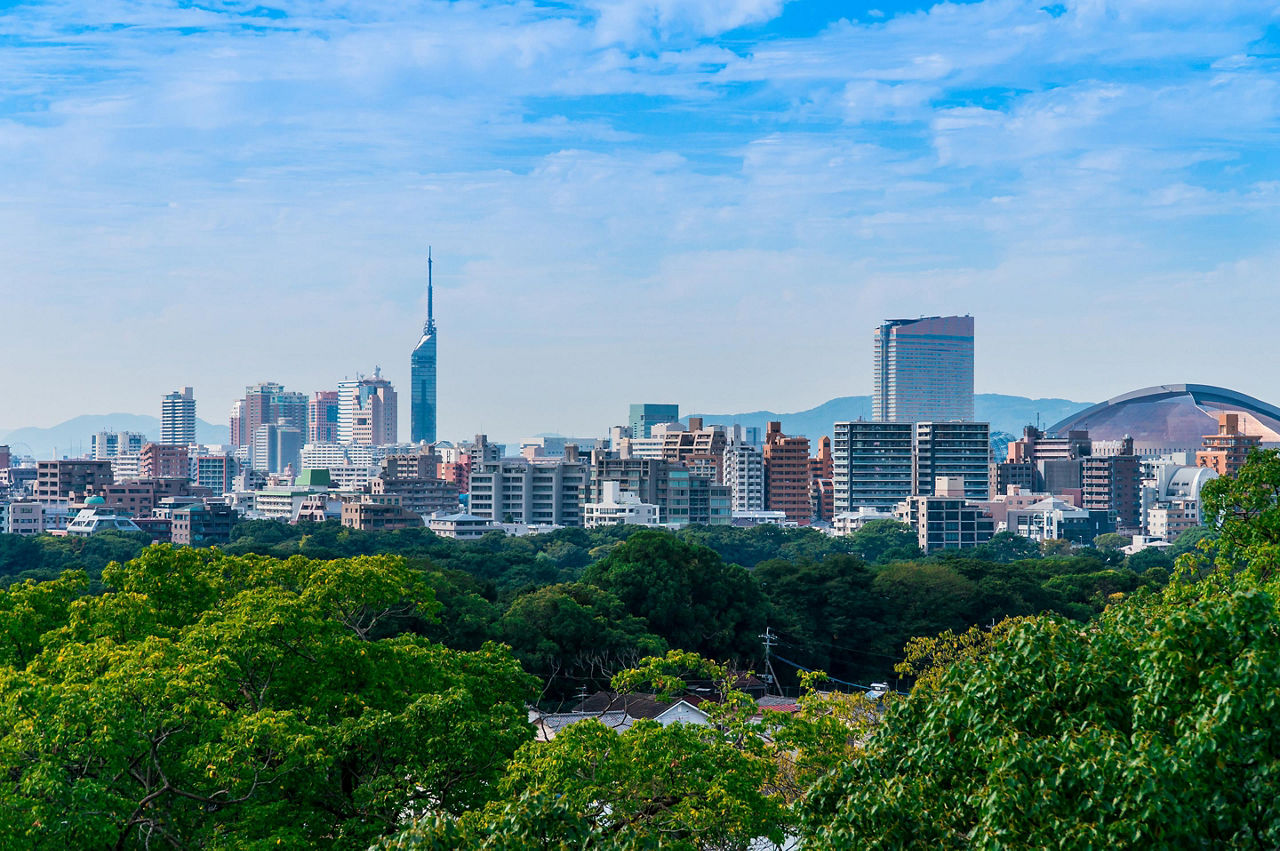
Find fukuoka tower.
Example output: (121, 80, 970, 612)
(410, 249, 437, 444)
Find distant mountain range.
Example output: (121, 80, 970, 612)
(0, 414, 230, 461)
(1, 394, 1090, 461)
(687, 394, 1092, 442)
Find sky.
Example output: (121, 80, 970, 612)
(2, 0, 1279, 440)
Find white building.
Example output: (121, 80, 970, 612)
(722, 442, 764, 512)
(831, 507, 897, 536)
(91, 431, 146, 460)
(252, 488, 319, 522)
(583, 481, 660, 528)
(428, 512, 495, 540)
(1006, 497, 1091, 543)
(65, 498, 144, 537)
(730, 510, 791, 528)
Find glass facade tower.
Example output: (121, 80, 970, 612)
(873, 315, 974, 423)
(410, 251, 437, 444)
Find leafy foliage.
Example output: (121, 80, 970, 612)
(0, 546, 536, 849)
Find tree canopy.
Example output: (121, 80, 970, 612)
(0, 547, 536, 849)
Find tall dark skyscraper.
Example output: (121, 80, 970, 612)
(410, 250, 438, 444)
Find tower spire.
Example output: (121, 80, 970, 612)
(425, 247, 435, 334)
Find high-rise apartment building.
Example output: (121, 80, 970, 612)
(338, 370, 398, 446)
(410, 251, 438, 444)
(832, 421, 915, 511)
(629, 403, 680, 440)
(914, 421, 991, 501)
(723, 442, 764, 513)
(762, 422, 811, 522)
(873, 315, 974, 423)
(309, 391, 341, 444)
(161, 387, 196, 445)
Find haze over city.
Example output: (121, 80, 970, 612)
(3, 0, 1279, 436)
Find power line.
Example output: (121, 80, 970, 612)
(771, 652, 909, 697)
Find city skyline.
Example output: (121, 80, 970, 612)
(3, 2, 1280, 435)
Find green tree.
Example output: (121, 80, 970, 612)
(1092, 531, 1130, 552)
(499, 582, 666, 694)
(848, 520, 922, 564)
(582, 530, 764, 661)
(754, 554, 878, 683)
(971, 531, 1039, 564)
(800, 449, 1280, 848)
(1127, 546, 1174, 574)
(0, 546, 536, 849)
(1039, 538, 1073, 557)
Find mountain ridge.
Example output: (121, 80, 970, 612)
(0, 414, 230, 460)
(687, 394, 1091, 442)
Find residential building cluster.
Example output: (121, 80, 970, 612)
(0, 305, 1271, 556)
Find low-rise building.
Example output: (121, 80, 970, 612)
(583, 481, 660, 528)
(65, 497, 144, 537)
(831, 507, 897, 536)
(4, 501, 44, 535)
(1006, 497, 1113, 544)
(428, 512, 495, 540)
(341, 498, 423, 531)
(894, 477, 995, 554)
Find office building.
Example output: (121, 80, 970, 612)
(762, 422, 811, 522)
(873, 315, 974, 423)
(252, 422, 305, 475)
(629, 403, 679, 440)
(410, 250, 438, 444)
(833, 421, 915, 511)
(231, 382, 307, 448)
(914, 421, 991, 500)
(91, 431, 146, 460)
(338, 369, 398, 446)
(161, 387, 196, 445)
(1197, 412, 1262, 478)
(308, 391, 341, 444)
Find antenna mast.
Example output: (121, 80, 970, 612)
(425, 246, 436, 334)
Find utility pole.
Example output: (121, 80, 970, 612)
(760, 626, 780, 696)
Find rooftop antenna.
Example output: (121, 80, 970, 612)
(425, 247, 436, 335)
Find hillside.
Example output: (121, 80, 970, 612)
(0, 415, 230, 460)
(687, 394, 1091, 441)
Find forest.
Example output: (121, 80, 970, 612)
(0, 517, 1203, 696)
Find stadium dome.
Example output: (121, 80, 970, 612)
(1048, 384, 1280, 451)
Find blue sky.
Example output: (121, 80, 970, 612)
(2, 0, 1279, 439)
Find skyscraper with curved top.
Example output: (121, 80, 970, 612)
(410, 250, 437, 444)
